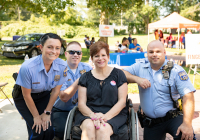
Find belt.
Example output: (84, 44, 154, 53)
(144, 110, 183, 127)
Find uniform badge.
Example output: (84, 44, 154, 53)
(63, 67, 67, 77)
(80, 69, 86, 75)
(178, 71, 188, 81)
(110, 80, 116, 86)
(54, 75, 60, 81)
(68, 79, 71, 81)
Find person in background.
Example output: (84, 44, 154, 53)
(179, 32, 184, 49)
(159, 30, 164, 41)
(74, 41, 128, 139)
(84, 35, 87, 41)
(168, 33, 173, 48)
(128, 34, 132, 44)
(91, 37, 95, 45)
(13, 33, 68, 140)
(52, 41, 92, 140)
(129, 38, 143, 52)
(115, 41, 120, 48)
(85, 37, 91, 53)
(187, 30, 192, 34)
(118, 37, 129, 53)
(123, 40, 196, 140)
(154, 30, 159, 40)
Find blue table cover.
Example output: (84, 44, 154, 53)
(109, 52, 147, 66)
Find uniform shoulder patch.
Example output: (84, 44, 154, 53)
(63, 67, 67, 77)
(178, 71, 188, 81)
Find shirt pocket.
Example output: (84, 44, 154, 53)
(32, 82, 44, 92)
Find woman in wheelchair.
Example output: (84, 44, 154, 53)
(73, 41, 129, 140)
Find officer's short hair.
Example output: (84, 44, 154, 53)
(67, 41, 81, 50)
(90, 41, 109, 58)
(40, 33, 62, 46)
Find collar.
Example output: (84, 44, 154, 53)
(38, 55, 60, 72)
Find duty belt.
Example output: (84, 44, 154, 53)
(141, 110, 183, 128)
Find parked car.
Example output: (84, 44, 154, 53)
(1, 33, 67, 58)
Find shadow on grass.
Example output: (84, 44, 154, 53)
(0, 55, 24, 66)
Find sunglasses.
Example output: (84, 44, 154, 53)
(67, 50, 82, 55)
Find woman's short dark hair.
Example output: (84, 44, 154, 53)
(40, 33, 62, 46)
(132, 38, 136, 42)
(67, 41, 81, 49)
(90, 41, 109, 58)
(122, 37, 128, 43)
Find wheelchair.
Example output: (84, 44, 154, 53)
(63, 99, 139, 140)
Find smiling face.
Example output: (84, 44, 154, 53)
(65, 44, 82, 68)
(92, 48, 109, 69)
(147, 40, 166, 70)
(40, 38, 61, 62)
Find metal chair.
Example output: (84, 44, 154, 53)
(0, 82, 13, 113)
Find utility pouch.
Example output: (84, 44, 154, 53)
(12, 84, 22, 99)
(137, 106, 145, 128)
(176, 98, 183, 111)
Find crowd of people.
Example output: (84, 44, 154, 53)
(12, 32, 196, 140)
(154, 29, 193, 49)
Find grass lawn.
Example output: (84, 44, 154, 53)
(0, 35, 199, 99)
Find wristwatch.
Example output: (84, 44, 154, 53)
(44, 110, 51, 115)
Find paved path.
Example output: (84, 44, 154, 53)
(0, 90, 199, 140)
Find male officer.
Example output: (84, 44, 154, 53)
(52, 41, 92, 140)
(123, 40, 196, 140)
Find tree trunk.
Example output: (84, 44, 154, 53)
(175, 0, 180, 14)
(144, 16, 149, 34)
(99, 11, 109, 44)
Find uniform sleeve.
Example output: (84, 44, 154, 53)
(117, 69, 127, 88)
(174, 66, 196, 97)
(78, 72, 87, 87)
(60, 81, 68, 91)
(16, 64, 32, 89)
(123, 63, 139, 76)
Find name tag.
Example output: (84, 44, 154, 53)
(32, 82, 40, 84)
(68, 79, 71, 81)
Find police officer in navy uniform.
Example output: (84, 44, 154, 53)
(123, 40, 196, 140)
(52, 41, 92, 140)
(14, 33, 68, 140)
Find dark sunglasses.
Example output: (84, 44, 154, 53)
(67, 50, 82, 55)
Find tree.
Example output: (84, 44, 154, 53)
(0, 0, 75, 17)
(180, 3, 200, 22)
(152, 0, 199, 16)
(85, 0, 143, 43)
(131, 3, 159, 34)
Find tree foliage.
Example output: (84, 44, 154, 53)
(0, 0, 75, 16)
(152, 0, 199, 16)
(180, 3, 200, 22)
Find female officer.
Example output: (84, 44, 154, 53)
(13, 33, 68, 140)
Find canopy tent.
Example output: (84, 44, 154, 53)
(148, 12, 200, 47)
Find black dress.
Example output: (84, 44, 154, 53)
(74, 68, 128, 134)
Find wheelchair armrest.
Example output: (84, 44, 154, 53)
(72, 98, 78, 105)
(128, 99, 133, 108)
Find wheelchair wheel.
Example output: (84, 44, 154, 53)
(129, 108, 136, 140)
(64, 106, 77, 140)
